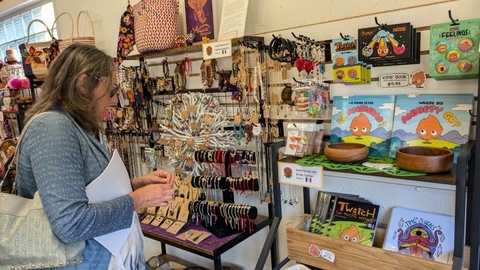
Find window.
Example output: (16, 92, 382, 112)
(0, 1, 56, 62)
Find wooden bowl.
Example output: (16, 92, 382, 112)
(396, 146, 453, 173)
(324, 143, 369, 163)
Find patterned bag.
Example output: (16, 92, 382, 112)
(133, 0, 180, 53)
(52, 12, 75, 52)
(18, 19, 59, 80)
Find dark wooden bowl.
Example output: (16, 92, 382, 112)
(324, 143, 369, 163)
(396, 146, 453, 173)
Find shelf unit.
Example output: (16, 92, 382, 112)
(274, 140, 477, 269)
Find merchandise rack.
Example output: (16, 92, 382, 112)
(128, 36, 284, 270)
(275, 139, 477, 269)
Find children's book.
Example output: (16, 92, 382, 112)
(389, 94, 473, 163)
(383, 207, 455, 264)
(324, 196, 380, 246)
(330, 95, 396, 157)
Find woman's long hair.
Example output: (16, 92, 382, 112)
(25, 43, 116, 133)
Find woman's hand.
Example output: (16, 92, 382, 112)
(129, 184, 175, 210)
(132, 170, 174, 190)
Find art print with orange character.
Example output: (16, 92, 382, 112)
(389, 94, 473, 163)
(330, 95, 396, 157)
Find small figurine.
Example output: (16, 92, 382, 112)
(186, 32, 196, 46)
(174, 35, 186, 48)
(202, 36, 210, 44)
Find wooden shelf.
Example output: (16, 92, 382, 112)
(279, 155, 457, 186)
(287, 218, 469, 270)
(125, 37, 246, 60)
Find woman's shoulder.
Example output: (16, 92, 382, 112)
(23, 110, 78, 141)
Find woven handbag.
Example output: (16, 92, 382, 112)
(0, 112, 85, 270)
(18, 20, 59, 80)
(52, 12, 75, 52)
(75, 11, 96, 47)
(133, 0, 180, 53)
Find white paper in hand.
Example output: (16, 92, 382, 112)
(85, 150, 134, 256)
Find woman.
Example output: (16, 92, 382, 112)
(16, 43, 174, 269)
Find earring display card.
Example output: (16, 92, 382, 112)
(166, 220, 186, 235)
(146, 207, 157, 215)
(177, 200, 191, 223)
(160, 219, 174, 230)
(141, 215, 155, 225)
(156, 204, 169, 217)
(186, 230, 212, 245)
(150, 216, 164, 227)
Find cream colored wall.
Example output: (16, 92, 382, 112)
(3, 0, 479, 269)
(49, 0, 480, 269)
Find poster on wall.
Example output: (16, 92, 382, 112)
(185, 0, 215, 42)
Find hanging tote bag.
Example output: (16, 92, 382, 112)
(133, 0, 180, 53)
(52, 12, 75, 52)
(75, 11, 96, 47)
(0, 112, 85, 270)
(18, 20, 60, 80)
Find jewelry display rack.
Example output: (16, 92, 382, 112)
(126, 37, 285, 270)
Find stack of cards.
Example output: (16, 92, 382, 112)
(358, 22, 421, 67)
(331, 36, 372, 84)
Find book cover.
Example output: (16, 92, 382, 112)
(330, 95, 396, 157)
(389, 94, 473, 163)
(309, 192, 365, 235)
(358, 23, 413, 66)
(383, 207, 455, 264)
(324, 196, 380, 246)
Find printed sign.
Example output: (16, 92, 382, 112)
(278, 161, 323, 189)
(202, 40, 232, 60)
(379, 73, 410, 88)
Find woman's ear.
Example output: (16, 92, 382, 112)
(76, 74, 88, 95)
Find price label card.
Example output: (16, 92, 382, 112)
(379, 73, 409, 88)
(187, 105, 197, 113)
(146, 207, 157, 215)
(150, 216, 164, 227)
(141, 215, 155, 225)
(159, 219, 174, 230)
(177, 200, 191, 223)
(166, 220, 186, 235)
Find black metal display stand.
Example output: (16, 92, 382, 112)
(271, 139, 477, 270)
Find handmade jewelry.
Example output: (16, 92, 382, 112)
(173, 62, 186, 91)
(200, 59, 217, 90)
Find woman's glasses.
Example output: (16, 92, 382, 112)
(94, 76, 119, 97)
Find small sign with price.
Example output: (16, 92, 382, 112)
(379, 73, 410, 88)
(202, 40, 232, 60)
(278, 161, 323, 189)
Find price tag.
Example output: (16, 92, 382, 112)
(175, 139, 183, 147)
(187, 105, 197, 113)
(186, 138, 195, 147)
(181, 111, 189, 119)
(191, 122, 201, 131)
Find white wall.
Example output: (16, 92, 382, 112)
(3, 0, 479, 269)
